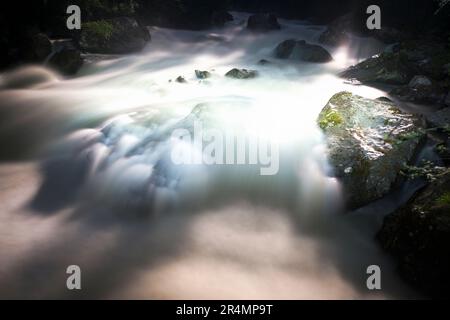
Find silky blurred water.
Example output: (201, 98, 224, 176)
(0, 13, 419, 299)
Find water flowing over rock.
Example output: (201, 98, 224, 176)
(274, 40, 333, 63)
(247, 14, 281, 32)
(378, 170, 450, 299)
(0, 66, 59, 89)
(318, 92, 425, 209)
(79, 17, 150, 54)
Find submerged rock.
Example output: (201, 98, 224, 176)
(79, 17, 150, 54)
(378, 170, 450, 298)
(247, 14, 281, 32)
(0, 65, 59, 89)
(274, 39, 333, 63)
(257, 59, 272, 66)
(318, 92, 425, 209)
(225, 68, 258, 79)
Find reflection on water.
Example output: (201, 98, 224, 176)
(0, 13, 418, 299)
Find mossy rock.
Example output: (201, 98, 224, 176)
(79, 17, 150, 54)
(318, 92, 425, 209)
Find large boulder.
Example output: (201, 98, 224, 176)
(79, 17, 150, 54)
(378, 170, 450, 298)
(318, 92, 425, 209)
(247, 14, 281, 32)
(274, 39, 333, 63)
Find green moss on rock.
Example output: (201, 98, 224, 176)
(82, 20, 114, 42)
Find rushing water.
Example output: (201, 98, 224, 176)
(0, 13, 420, 299)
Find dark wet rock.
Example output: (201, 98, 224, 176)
(341, 39, 450, 85)
(390, 84, 448, 106)
(28, 33, 52, 62)
(225, 68, 258, 79)
(426, 107, 450, 128)
(318, 15, 352, 47)
(79, 17, 150, 54)
(195, 70, 211, 79)
(274, 39, 333, 63)
(378, 170, 450, 298)
(175, 76, 187, 83)
(48, 40, 83, 75)
(390, 75, 447, 106)
(371, 27, 412, 44)
(257, 59, 272, 66)
(340, 52, 413, 85)
(247, 14, 281, 32)
(211, 11, 233, 27)
(318, 92, 425, 209)
(409, 75, 432, 88)
(445, 92, 450, 107)
(318, 28, 349, 47)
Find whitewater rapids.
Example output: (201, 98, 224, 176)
(0, 13, 419, 299)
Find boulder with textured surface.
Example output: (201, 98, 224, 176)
(318, 92, 425, 209)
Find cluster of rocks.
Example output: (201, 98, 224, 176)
(340, 39, 450, 108)
(327, 13, 450, 297)
(317, 91, 450, 298)
(1, 16, 151, 76)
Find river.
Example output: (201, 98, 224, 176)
(0, 13, 419, 299)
